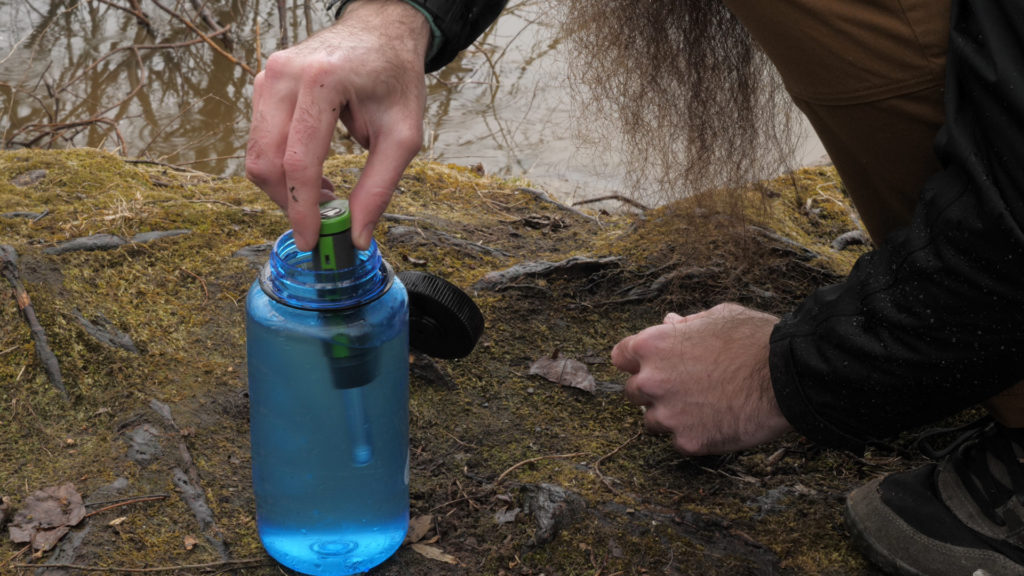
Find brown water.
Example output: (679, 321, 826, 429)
(0, 1, 824, 204)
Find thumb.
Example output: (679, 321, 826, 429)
(611, 335, 642, 375)
(663, 312, 685, 324)
(663, 308, 717, 326)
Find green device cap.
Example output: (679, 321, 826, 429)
(313, 199, 356, 271)
(318, 199, 351, 235)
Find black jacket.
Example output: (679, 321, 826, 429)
(769, 0, 1024, 451)
(330, 0, 1024, 452)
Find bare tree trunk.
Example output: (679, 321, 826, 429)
(277, 0, 289, 48)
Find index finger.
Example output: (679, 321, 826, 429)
(282, 72, 343, 252)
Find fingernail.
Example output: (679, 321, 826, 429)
(295, 228, 315, 252)
(352, 225, 371, 251)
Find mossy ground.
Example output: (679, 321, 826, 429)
(0, 148, 929, 575)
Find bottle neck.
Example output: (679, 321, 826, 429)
(259, 231, 393, 311)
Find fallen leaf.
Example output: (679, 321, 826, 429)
(411, 543, 459, 565)
(107, 516, 127, 527)
(494, 507, 520, 525)
(184, 535, 199, 550)
(404, 514, 433, 544)
(403, 254, 427, 266)
(529, 356, 596, 393)
(8, 483, 86, 552)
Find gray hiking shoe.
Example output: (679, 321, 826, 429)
(845, 420, 1024, 576)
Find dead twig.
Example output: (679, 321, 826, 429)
(179, 268, 209, 303)
(277, 0, 289, 49)
(593, 431, 642, 494)
(442, 429, 479, 449)
(428, 495, 476, 513)
(572, 194, 650, 212)
(0, 245, 67, 400)
(15, 117, 128, 156)
(189, 0, 235, 50)
(91, 0, 155, 35)
(514, 187, 600, 224)
(57, 28, 230, 93)
(84, 494, 169, 518)
(495, 452, 587, 485)
(0, 545, 31, 571)
(149, 0, 255, 76)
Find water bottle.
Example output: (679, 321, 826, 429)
(245, 200, 482, 575)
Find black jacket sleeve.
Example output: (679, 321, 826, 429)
(769, 0, 1024, 453)
(406, 0, 506, 72)
(328, 0, 506, 72)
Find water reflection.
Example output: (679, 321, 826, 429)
(0, 1, 822, 204)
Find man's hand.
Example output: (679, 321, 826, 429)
(245, 0, 431, 251)
(611, 303, 793, 455)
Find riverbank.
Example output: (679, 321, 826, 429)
(0, 148, 904, 575)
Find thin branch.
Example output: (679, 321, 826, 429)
(57, 29, 229, 93)
(593, 431, 642, 494)
(149, 0, 255, 76)
(495, 452, 587, 485)
(179, 268, 210, 303)
(572, 194, 650, 212)
(1, 245, 67, 400)
(515, 187, 600, 223)
(84, 494, 169, 518)
(189, 0, 234, 50)
(0, 545, 31, 571)
(16, 117, 127, 156)
(277, 0, 289, 49)
(90, 0, 154, 35)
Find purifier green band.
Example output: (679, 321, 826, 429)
(314, 199, 355, 271)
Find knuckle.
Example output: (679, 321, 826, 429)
(262, 51, 296, 79)
(280, 153, 313, 176)
(244, 158, 272, 187)
(390, 124, 424, 152)
(672, 435, 704, 456)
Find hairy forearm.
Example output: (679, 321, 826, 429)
(328, 0, 507, 71)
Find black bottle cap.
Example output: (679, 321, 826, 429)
(398, 271, 484, 359)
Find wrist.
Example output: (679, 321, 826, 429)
(330, 0, 436, 64)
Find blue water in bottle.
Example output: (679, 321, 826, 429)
(246, 228, 409, 576)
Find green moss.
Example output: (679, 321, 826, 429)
(0, 148, 906, 575)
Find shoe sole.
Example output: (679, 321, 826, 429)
(844, 478, 1024, 576)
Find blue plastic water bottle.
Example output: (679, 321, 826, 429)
(246, 200, 482, 575)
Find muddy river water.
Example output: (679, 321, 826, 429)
(0, 0, 824, 205)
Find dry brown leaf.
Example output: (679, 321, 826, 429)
(404, 514, 433, 544)
(529, 356, 596, 393)
(494, 506, 520, 525)
(411, 543, 459, 565)
(8, 483, 86, 552)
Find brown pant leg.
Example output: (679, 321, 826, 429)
(725, 0, 1024, 427)
(724, 0, 950, 238)
(791, 87, 944, 241)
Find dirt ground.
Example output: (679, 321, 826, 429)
(0, 148, 939, 575)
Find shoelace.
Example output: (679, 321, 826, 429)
(918, 417, 1024, 544)
(917, 416, 995, 460)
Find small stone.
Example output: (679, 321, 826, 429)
(10, 169, 47, 187)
